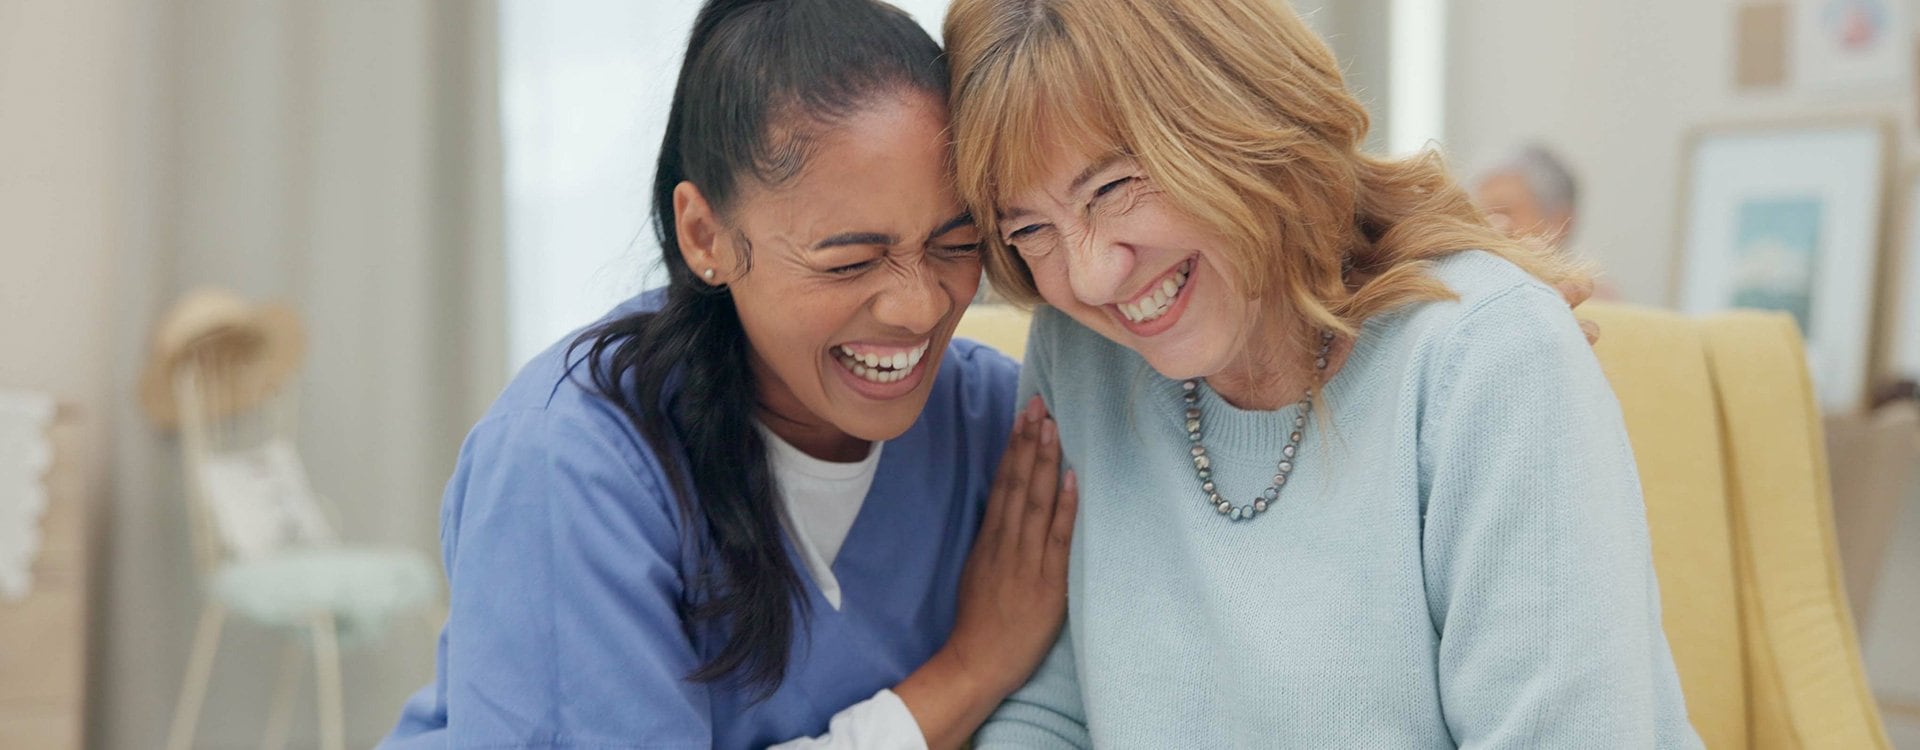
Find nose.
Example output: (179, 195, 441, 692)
(1064, 227, 1136, 307)
(870, 262, 952, 336)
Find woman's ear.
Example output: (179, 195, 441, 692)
(674, 181, 732, 285)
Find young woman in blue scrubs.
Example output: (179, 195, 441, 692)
(380, 1, 1075, 747)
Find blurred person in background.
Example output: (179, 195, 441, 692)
(1473, 144, 1579, 247)
(1473, 144, 1619, 300)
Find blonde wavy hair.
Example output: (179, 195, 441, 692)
(943, 0, 1586, 336)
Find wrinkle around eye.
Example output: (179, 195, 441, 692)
(1006, 224, 1047, 242)
(1095, 179, 1153, 218)
(825, 259, 878, 275)
(1093, 176, 1136, 199)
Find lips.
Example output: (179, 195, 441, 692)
(832, 340, 932, 384)
(1117, 259, 1195, 324)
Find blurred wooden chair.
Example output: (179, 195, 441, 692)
(141, 289, 439, 750)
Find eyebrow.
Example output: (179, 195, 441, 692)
(811, 213, 974, 251)
(813, 232, 897, 251)
(1000, 155, 1129, 225)
(926, 212, 975, 243)
(1068, 154, 1127, 195)
(999, 206, 1037, 224)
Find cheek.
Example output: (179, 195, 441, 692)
(736, 289, 839, 368)
(941, 256, 984, 300)
(1029, 258, 1121, 337)
(1025, 255, 1075, 307)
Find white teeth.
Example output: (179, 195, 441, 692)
(836, 340, 934, 385)
(1119, 264, 1194, 324)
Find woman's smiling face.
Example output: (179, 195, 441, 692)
(997, 144, 1260, 383)
(677, 91, 983, 454)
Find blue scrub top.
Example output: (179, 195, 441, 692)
(381, 292, 1021, 749)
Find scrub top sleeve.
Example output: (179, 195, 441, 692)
(440, 408, 712, 749)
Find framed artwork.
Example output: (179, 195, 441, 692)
(1674, 119, 1894, 412)
(1792, 0, 1913, 93)
(1886, 167, 1920, 384)
(1735, 2, 1789, 90)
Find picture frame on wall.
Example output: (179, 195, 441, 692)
(1886, 166, 1920, 387)
(1792, 0, 1913, 94)
(1735, 2, 1790, 90)
(1673, 118, 1894, 413)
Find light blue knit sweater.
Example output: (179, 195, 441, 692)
(977, 252, 1701, 748)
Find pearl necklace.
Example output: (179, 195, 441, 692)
(1183, 329, 1334, 522)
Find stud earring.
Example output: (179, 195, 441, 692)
(703, 268, 715, 282)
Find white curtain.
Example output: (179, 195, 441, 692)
(99, 2, 505, 748)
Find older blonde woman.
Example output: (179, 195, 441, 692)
(943, 0, 1701, 746)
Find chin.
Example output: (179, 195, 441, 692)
(827, 368, 942, 441)
(838, 401, 927, 442)
(1122, 328, 1224, 382)
(1140, 354, 1214, 383)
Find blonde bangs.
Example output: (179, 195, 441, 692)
(947, 6, 1123, 304)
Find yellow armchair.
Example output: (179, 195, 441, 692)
(956, 302, 1891, 748)
(1587, 302, 1888, 749)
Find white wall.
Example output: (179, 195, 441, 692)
(0, 1, 127, 484)
(498, 0, 691, 371)
(1445, 0, 1920, 306)
(0, 0, 137, 743)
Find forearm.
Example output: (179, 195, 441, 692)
(894, 646, 1012, 750)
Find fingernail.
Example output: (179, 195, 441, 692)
(1064, 470, 1077, 492)
(1041, 419, 1056, 445)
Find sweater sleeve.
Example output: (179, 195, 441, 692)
(973, 308, 1094, 748)
(1418, 285, 1701, 748)
(974, 624, 1091, 748)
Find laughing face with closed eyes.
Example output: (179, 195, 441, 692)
(675, 91, 983, 460)
(996, 146, 1267, 387)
